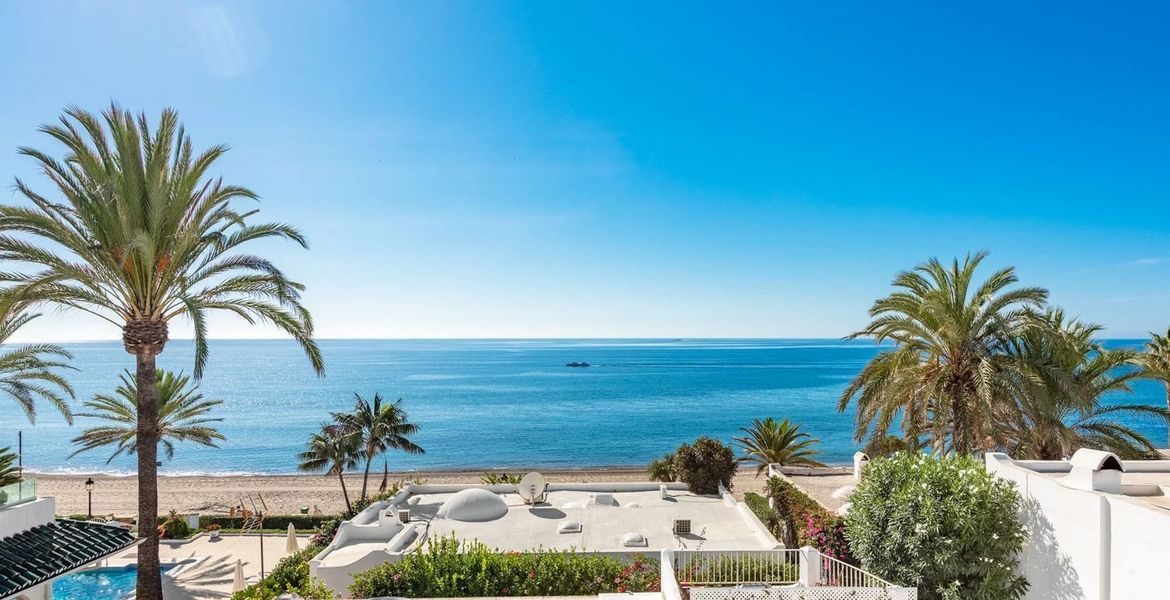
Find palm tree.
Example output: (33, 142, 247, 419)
(647, 453, 676, 482)
(0, 447, 20, 487)
(0, 105, 323, 600)
(0, 312, 74, 423)
(839, 252, 1048, 455)
(733, 418, 824, 475)
(69, 370, 225, 463)
(333, 393, 424, 503)
(297, 424, 360, 513)
(1142, 328, 1170, 447)
(1003, 310, 1168, 459)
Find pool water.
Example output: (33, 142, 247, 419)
(53, 565, 173, 600)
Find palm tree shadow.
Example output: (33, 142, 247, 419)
(162, 554, 239, 599)
(1019, 496, 1083, 600)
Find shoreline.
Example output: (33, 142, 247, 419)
(32, 467, 790, 517)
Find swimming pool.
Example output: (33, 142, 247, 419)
(53, 564, 175, 600)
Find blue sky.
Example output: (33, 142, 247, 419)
(1, 1, 1169, 340)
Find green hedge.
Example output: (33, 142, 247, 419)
(196, 514, 333, 531)
(743, 492, 772, 525)
(348, 535, 659, 598)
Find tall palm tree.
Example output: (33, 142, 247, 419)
(839, 252, 1048, 455)
(69, 370, 225, 463)
(0, 312, 74, 423)
(0, 105, 323, 600)
(1004, 311, 1168, 459)
(733, 418, 824, 475)
(333, 393, 424, 503)
(297, 423, 360, 513)
(1142, 328, 1170, 447)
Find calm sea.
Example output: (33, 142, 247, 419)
(1, 339, 1164, 475)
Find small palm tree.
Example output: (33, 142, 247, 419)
(333, 393, 424, 503)
(0, 447, 21, 487)
(297, 423, 360, 513)
(839, 252, 1047, 455)
(734, 418, 824, 475)
(0, 313, 74, 423)
(69, 370, 225, 463)
(1142, 328, 1170, 447)
(647, 453, 676, 482)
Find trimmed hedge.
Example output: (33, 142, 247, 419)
(197, 514, 333, 531)
(743, 491, 772, 525)
(348, 535, 659, 598)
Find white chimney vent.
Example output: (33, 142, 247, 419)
(1065, 448, 1124, 493)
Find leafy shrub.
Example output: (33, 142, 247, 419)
(800, 512, 851, 562)
(231, 543, 330, 599)
(743, 492, 772, 525)
(671, 437, 737, 494)
(482, 472, 523, 484)
(348, 535, 659, 598)
(310, 517, 342, 547)
(161, 511, 191, 539)
(845, 453, 1028, 600)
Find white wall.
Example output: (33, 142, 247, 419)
(0, 497, 54, 539)
(986, 454, 1170, 600)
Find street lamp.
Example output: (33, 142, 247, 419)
(84, 477, 95, 519)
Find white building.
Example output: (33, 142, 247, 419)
(986, 449, 1170, 600)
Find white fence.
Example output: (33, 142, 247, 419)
(664, 547, 916, 600)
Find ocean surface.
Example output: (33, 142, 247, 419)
(1, 339, 1165, 475)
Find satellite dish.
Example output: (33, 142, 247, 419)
(517, 472, 548, 504)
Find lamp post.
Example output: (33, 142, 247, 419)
(84, 477, 94, 519)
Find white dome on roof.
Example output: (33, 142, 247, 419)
(437, 488, 509, 522)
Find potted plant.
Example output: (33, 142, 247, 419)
(207, 523, 221, 539)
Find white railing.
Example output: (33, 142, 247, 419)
(665, 547, 916, 600)
(819, 553, 892, 588)
(674, 549, 801, 585)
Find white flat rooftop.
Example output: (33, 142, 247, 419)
(406, 487, 773, 553)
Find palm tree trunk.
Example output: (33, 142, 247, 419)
(1165, 385, 1170, 451)
(337, 471, 352, 513)
(359, 457, 373, 504)
(134, 352, 162, 600)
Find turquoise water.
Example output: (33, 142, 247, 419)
(1, 339, 1165, 474)
(52, 565, 172, 599)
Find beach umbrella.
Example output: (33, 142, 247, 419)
(286, 523, 299, 553)
(232, 559, 245, 592)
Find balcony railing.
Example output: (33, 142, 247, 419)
(0, 478, 37, 508)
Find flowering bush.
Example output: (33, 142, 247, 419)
(799, 512, 852, 563)
(348, 535, 659, 598)
(231, 543, 331, 599)
(844, 453, 1028, 600)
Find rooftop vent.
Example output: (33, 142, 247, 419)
(1065, 448, 1124, 494)
(673, 519, 692, 535)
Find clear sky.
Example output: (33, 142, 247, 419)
(1, 1, 1169, 340)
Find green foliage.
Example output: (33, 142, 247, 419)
(348, 535, 659, 598)
(231, 543, 330, 600)
(676, 555, 798, 585)
(0, 447, 21, 487)
(331, 393, 424, 504)
(647, 453, 676, 482)
(481, 472, 523, 485)
(743, 492, 772, 525)
(298, 422, 360, 512)
(0, 313, 73, 425)
(70, 369, 224, 463)
(734, 417, 824, 475)
(671, 437, 737, 494)
(198, 514, 334, 531)
(161, 511, 191, 539)
(845, 453, 1028, 600)
(763, 476, 830, 549)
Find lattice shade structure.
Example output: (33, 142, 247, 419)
(0, 520, 137, 598)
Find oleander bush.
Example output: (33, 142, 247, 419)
(347, 535, 659, 598)
(844, 453, 1028, 600)
(231, 543, 331, 599)
(671, 437, 737, 494)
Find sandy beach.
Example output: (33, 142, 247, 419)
(33, 467, 788, 518)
